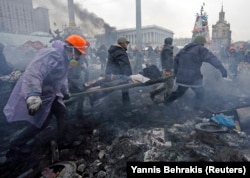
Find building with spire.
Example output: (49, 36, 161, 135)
(211, 5, 231, 49)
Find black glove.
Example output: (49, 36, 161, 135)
(63, 93, 71, 100)
(220, 67, 227, 78)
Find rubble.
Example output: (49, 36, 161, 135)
(1, 65, 250, 177)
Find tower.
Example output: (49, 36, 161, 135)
(211, 5, 231, 49)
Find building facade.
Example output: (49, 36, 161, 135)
(33, 7, 50, 33)
(0, 0, 50, 34)
(211, 6, 231, 49)
(116, 25, 174, 48)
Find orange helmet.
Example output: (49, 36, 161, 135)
(65, 34, 90, 54)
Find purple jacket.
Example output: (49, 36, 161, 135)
(3, 40, 69, 128)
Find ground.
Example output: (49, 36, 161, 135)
(1, 63, 250, 177)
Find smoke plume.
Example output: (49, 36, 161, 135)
(33, 0, 115, 37)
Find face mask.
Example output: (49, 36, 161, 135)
(66, 46, 81, 67)
(69, 59, 78, 67)
(67, 55, 73, 61)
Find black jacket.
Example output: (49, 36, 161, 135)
(105, 44, 132, 76)
(174, 42, 227, 86)
(161, 46, 173, 72)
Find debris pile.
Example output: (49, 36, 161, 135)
(1, 65, 250, 177)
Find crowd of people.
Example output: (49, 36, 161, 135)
(2, 32, 250, 163)
(218, 45, 250, 77)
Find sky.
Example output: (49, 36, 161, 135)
(33, 0, 249, 42)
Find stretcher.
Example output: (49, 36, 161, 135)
(64, 75, 174, 105)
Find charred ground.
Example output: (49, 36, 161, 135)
(1, 63, 250, 177)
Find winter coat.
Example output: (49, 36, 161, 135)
(96, 49, 108, 61)
(174, 42, 226, 87)
(3, 40, 69, 128)
(236, 50, 245, 63)
(105, 44, 132, 76)
(228, 50, 239, 72)
(161, 39, 174, 72)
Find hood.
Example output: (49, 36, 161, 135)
(164, 37, 173, 45)
(108, 44, 124, 54)
(182, 42, 200, 51)
(51, 40, 66, 52)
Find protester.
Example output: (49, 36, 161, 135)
(228, 46, 239, 77)
(150, 37, 174, 101)
(133, 47, 144, 74)
(164, 35, 227, 110)
(96, 44, 108, 72)
(105, 37, 133, 106)
(68, 50, 90, 118)
(3, 34, 89, 155)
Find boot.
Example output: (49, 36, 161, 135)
(122, 91, 131, 106)
(149, 91, 156, 101)
(149, 88, 164, 101)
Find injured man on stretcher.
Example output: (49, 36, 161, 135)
(68, 64, 162, 106)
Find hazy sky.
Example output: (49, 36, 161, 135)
(34, 0, 249, 42)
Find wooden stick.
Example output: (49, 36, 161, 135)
(64, 75, 174, 104)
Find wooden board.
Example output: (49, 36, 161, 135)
(236, 107, 250, 132)
(64, 75, 174, 105)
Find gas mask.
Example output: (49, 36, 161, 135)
(68, 57, 78, 67)
(67, 48, 79, 67)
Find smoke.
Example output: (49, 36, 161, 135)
(74, 2, 115, 37)
(33, 0, 114, 38)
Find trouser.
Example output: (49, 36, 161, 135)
(76, 96, 84, 117)
(10, 99, 68, 148)
(164, 85, 205, 108)
(229, 63, 238, 76)
(122, 89, 130, 105)
(151, 77, 174, 97)
(100, 59, 106, 71)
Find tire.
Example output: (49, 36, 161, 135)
(195, 122, 228, 133)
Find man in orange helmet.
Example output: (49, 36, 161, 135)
(4, 34, 89, 157)
(67, 35, 90, 118)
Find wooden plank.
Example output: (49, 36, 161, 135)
(64, 75, 174, 104)
(236, 107, 250, 131)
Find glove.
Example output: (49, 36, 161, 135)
(26, 96, 42, 116)
(63, 93, 71, 100)
(220, 68, 227, 78)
